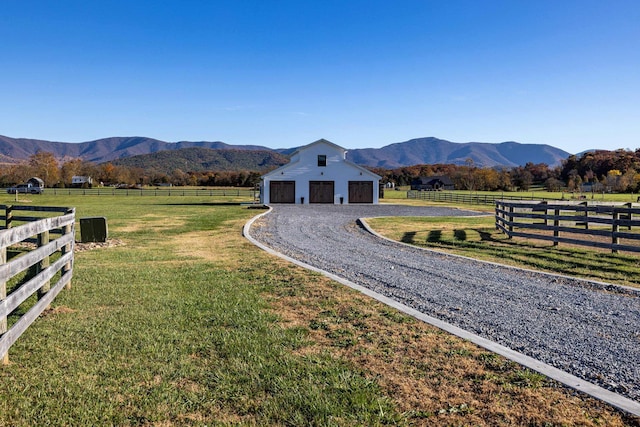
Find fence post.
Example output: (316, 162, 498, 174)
(625, 202, 632, 231)
(508, 204, 514, 238)
(553, 208, 560, 246)
(581, 201, 589, 230)
(0, 244, 7, 364)
(612, 208, 620, 253)
(36, 230, 51, 308)
(540, 201, 548, 225)
(62, 208, 74, 290)
(5, 205, 12, 230)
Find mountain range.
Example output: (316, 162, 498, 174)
(0, 134, 571, 169)
(109, 147, 289, 174)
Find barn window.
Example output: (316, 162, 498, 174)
(317, 155, 327, 167)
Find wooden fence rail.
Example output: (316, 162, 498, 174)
(495, 200, 640, 253)
(0, 205, 75, 364)
(46, 187, 256, 198)
(407, 190, 561, 205)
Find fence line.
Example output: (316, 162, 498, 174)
(495, 200, 640, 253)
(46, 187, 256, 198)
(0, 205, 75, 364)
(407, 190, 561, 205)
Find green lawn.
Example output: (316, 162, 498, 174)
(382, 187, 640, 204)
(0, 196, 398, 425)
(0, 194, 636, 426)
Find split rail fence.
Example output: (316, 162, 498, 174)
(407, 190, 559, 205)
(47, 187, 256, 198)
(495, 200, 640, 253)
(0, 205, 75, 363)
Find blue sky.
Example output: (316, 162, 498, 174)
(1, 0, 638, 154)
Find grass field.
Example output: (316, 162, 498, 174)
(376, 188, 640, 288)
(0, 193, 638, 426)
(366, 215, 640, 289)
(383, 186, 640, 204)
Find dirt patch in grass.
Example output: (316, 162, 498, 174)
(173, 224, 252, 267)
(41, 306, 76, 316)
(74, 238, 125, 252)
(259, 255, 639, 426)
(116, 214, 186, 234)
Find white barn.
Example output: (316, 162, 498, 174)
(260, 139, 381, 205)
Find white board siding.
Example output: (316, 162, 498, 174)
(261, 139, 381, 205)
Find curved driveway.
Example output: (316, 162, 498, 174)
(247, 204, 640, 407)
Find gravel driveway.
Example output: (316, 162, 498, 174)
(247, 204, 640, 403)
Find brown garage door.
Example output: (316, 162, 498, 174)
(309, 181, 334, 204)
(348, 181, 373, 203)
(269, 181, 295, 203)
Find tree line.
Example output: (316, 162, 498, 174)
(375, 148, 640, 192)
(2, 149, 640, 192)
(0, 152, 263, 188)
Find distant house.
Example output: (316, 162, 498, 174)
(72, 176, 93, 188)
(410, 176, 454, 191)
(261, 139, 381, 204)
(580, 182, 605, 193)
(27, 177, 45, 188)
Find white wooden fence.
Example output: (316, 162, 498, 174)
(0, 205, 75, 363)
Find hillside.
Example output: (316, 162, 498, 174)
(0, 135, 270, 164)
(346, 137, 570, 168)
(109, 147, 289, 174)
(0, 134, 571, 168)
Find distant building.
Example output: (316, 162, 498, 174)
(27, 177, 45, 188)
(261, 139, 381, 204)
(580, 182, 605, 193)
(72, 176, 93, 188)
(410, 176, 454, 191)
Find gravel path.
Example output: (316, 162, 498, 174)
(248, 204, 640, 403)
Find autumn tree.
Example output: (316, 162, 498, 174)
(171, 169, 188, 186)
(60, 159, 82, 184)
(29, 151, 60, 186)
(98, 163, 112, 184)
(496, 168, 513, 191)
(0, 163, 31, 186)
(544, 177, 564, 192)
(511, 167, 534, 191)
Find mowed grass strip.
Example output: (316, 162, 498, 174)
(367, 215, 640, 289)
(0, 196, 637, 426)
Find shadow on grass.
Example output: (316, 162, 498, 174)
(453, 229, 467, 241)
(427, 230, 442, 242)
(401, 232, 416, 244)
(420, 230, 640, 286)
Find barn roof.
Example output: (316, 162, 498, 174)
(290, 138, 346, 156)
(262, 139, 381, 180)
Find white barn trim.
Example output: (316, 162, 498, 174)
(261, 139, 381, 205)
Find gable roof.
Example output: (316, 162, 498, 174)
(262, 139, 381, 180)
(290, 138, 346, 157)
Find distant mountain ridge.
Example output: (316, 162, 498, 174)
(0, 134, 570, 168)
(0, 135, 269, 164)
(346, 137, 570, 168)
